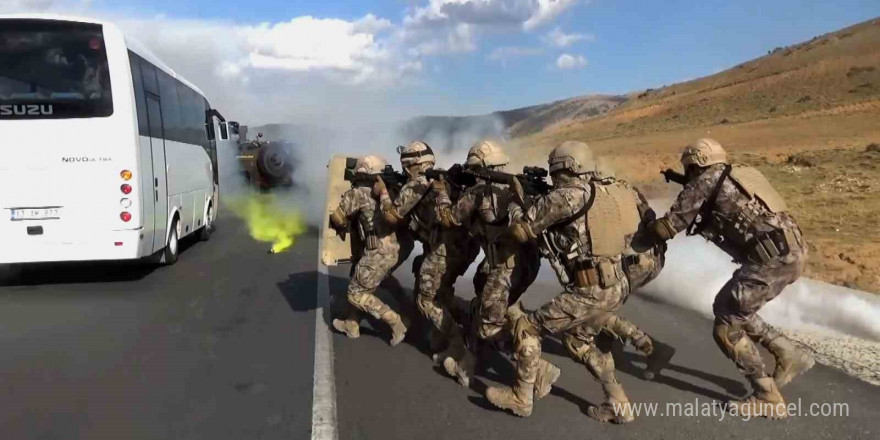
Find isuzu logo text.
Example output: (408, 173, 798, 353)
(0, 104, 54, 116)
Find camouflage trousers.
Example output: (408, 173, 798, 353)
(416, 241, 478, 337)
(712, 245, 807, 378)
(472, 245, 541, 342)
(515, 276, 631, 385)
(345, 248, 401, 321)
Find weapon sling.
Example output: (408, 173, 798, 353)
(686, 165, 732, 236)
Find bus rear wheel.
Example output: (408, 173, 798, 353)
(198, 204, 213, 242)
(161, 218, 181, 265)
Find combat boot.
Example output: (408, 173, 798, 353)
(332, 318, 360, 339)
(765, 336, 815, 388)
(587, 382, 635, 424)
(442, 350, 476, 388)
(728, 376, 788, 419)
(382, 311, 409, 346)
(534, 359, 561, 399)
(486, 378, 535, 417)
(642, 339, 676, 380)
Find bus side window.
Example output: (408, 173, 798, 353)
(204, 106, 216, 141)
(157, 70, 181, 143)
(219, 122, 229, 140)
(128, 53, 148, 136)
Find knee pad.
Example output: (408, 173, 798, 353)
(416, 295, 443, 323)
(511, 315, 540, 344)
(563, 333, 593, 364)
(348, 292, 369, 309)
(742, 315, 780, 344)
(713, 318, 745, 358)
(514, 322, 541, 361)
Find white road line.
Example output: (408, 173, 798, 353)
(311, 238, 338, 440)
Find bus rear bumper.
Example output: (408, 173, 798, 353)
(0, 229, 147, 264)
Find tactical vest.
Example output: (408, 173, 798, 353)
(473, 182, 517, 267)
(545, 179, 637, 288)
(711, 165, 799, 263)
(587, 181, 642, 257)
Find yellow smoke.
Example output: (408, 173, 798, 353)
(225, 193, 307, 253)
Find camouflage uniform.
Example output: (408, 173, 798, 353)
(331, 185, 408, 345)
(658, 163, 808, 378)
(380, 175, 478, 352)
(438, 180, 541, 342)
(493, 176, 639, 419)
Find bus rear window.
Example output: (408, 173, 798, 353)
(0, 20, 113, 119)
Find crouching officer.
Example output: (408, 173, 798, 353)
(487, 141, 642, 422)
(537, 142, 675, 381)
(374, 141, 479, 364)
(329, 155, 409, 346)
(434, 140, 550, 390)
(648, 138, 813, 419)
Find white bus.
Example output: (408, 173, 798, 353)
(0, 15, 228, 267)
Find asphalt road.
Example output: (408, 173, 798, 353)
(2, 216, 878, 440)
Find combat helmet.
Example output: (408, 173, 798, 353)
(548, 141, 598, 175)
(680, 138, 727, 168)
(354, 155, 389, 175)
(398, 141, 435, 167)
(466, 139, 510, 167)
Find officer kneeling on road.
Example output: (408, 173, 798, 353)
(648, 138, 814, 419)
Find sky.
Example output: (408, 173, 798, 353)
(5, 0, 879, 124)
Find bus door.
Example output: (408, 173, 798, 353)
(145, 96, 169, 253)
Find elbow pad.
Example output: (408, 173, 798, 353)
(649, 217, 677, 242)
(380, 199, 403, 226)
(329, 207, 347, 229)
(438, 206, 457, 228)
(510, 221, 537, 244)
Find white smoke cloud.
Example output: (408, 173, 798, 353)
(555, 53, 587, 70)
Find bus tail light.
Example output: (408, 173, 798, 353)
(121, 184, 132, 194)
(120, 212, 132, 222)
(120, 198, 132, 208)
(120, 169, 133, 181)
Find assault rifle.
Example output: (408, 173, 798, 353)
(343, 157, 407, 189)
(661, 168, 689, 186)
(426, 164, 553, 204)
(425, 163, 477, 188)
(468, 166, 553, 196)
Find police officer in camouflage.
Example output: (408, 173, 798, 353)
(547, 142, 676, 381)
(486, 141, 644, 422)
(648, 138, 814, 419)
(435, 140, 557, 393)
(329, 155, 409, 346)
(374, 141, 479, 367)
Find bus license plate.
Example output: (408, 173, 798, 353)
(10, 207, 62, 221)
